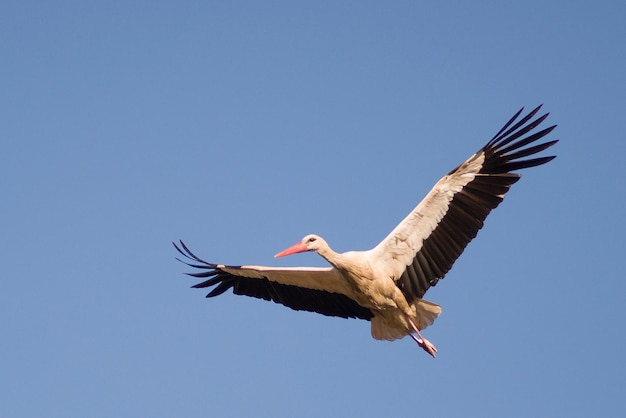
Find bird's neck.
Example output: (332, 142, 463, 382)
(316, 245, 344, 269)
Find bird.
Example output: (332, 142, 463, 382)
(174, 105, 557, 357)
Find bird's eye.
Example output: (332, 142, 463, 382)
(307, 237, 317, 243)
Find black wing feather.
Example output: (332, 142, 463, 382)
(397, 105, 557, 300)
(173, 241, 374, 321)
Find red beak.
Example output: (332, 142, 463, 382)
(274, 242, 308, 258)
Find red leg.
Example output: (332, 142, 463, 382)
(406, 315, 437, 358)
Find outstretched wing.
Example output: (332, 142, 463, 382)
(174, 241, 374, 320)
(371, 105, 558, 300)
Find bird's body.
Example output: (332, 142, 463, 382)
(175, 105, 558, 357)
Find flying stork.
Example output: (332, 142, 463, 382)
(174, 105, 557, 357)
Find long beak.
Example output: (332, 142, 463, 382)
(274, 242, 308, 258)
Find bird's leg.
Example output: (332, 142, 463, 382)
(409, 334, 436, 357)
(405, 315, 437, 358)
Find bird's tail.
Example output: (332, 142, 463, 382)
(371, 299, 442, 341)
(411, 299, 442, 330)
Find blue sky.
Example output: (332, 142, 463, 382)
(2, 1, 625, 417)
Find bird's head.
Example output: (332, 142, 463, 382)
(274, 234, 326, 258)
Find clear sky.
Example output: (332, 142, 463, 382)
(2, 1, 625, 417)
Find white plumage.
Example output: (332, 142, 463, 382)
(175, 105, 557, 357)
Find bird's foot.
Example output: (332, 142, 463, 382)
(411, 333, 437, 358)
(405, 315, 437, 358)
(418, 338, 437, 358)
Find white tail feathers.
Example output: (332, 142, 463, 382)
(412, 299, 442, 330)
(371, 316, 406, 341)
(370, 299, 442, 341)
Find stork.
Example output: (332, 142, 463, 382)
(174, 105, 557, 357)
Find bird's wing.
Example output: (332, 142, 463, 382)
(371, 105, 557, 300)
(174, 241, 374, 320)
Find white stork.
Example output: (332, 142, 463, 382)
(174, 105, 557, 357)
